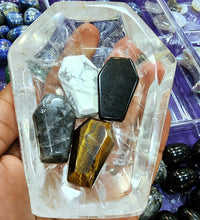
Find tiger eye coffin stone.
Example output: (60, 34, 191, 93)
(98, 57, 139, 122)
(33, 94, 75, 163)
(67, 118, 114, 188)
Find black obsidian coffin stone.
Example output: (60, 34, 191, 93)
(98, 57, 139, 122)
(33, 94, 75, 163)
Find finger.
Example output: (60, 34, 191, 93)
(4, 138, 21, 160)
(107, 36, 143, 62)
(44, 22, 100, 95)
(0, 83, 18, 156)
(0, 155, 34, 220)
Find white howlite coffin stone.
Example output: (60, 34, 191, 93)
(58, 55, 98, 118)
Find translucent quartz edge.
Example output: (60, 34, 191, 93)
(8, 1, 177, 218)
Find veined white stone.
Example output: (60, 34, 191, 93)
(58, 55, 98, 118)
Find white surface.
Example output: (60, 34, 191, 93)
(58, 55, 98, 118)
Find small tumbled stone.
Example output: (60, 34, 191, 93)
(68, 118, 114, 188)
(0, 2, 19, 16)
(177, 206, 200, 219)
(58, 55, 98, 118)
(192, 139, 200, 164)
(6, 11, 23, 28)
(19, 0, 40, 11)
(154, 160, 167, 184)
(190, 188, 200, 212)
(0, 39, 11, 63)
(164, 167, 198, 193)
(0, 25, 10, 39)
(23, 7, 41, 25)
(140, 186, 163, 220)
(163, 143, 191, 167)
(155, 211, 178, 220)
(98, 57, 139, 122)
(0, 10, 5, 25)
(33, 94, 75, 163)
(7, 25, 28, 42)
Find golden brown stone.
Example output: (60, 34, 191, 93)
(67, 118, 114, 188)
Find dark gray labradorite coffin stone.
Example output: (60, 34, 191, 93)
(33, 94, 75, 163)
(98, 57, 139, 122)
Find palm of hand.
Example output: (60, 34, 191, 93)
(0, 84, 171, 220)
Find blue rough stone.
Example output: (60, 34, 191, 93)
(0, 2, 19, 16)
(0, 39, 12, 63)
(0, 10, 5, 25)
(0, 25, 10, 39)
(7, 25, 28, 42)
(33, 94, 75, 163)
(19, 0, 40, 11)
(24, 7, 41, 25)
(6, 11, 23, 28)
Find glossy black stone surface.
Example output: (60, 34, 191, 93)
(192, 140, 200, 165)
(190, 188, 200, 213)
(155, 210, 178, 220)
(177, 206, 200, 220)
(164, 167, 198, 193)
(33, 94, 75, 163)
(163, 143, 191, 167)
(98, 57, 139, 122)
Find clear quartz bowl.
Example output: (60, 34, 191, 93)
(8, 1, 176, 218)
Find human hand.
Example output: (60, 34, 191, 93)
(0, 23, 171, 220)
(0, 83, 171, 220)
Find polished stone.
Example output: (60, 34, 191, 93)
(58, 55, 98, 118)
(154, 160, 167, 184)
(165, 167, 198, 193)
(68, 118, 114, 188)
(0, 10, 5, 25)
(190, 188, 200, 212)
(0, 2, 19, 16)
(177, 206, 200, 220)
(19, 0, 40, 11)
(163, 143, 191, 167)
(24, 7, 41, 25)
(6, 11, 23, 28)
(155, 211, 178, 220)
(98, 57, 139, 121)
(140, 186, 163, 220)
(33, 94, 75, 163)
(0, 39, 11, 63)
(7, 25, 28, 42)
(0, 25, 10, 39)
(192, 139, 200, 164)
